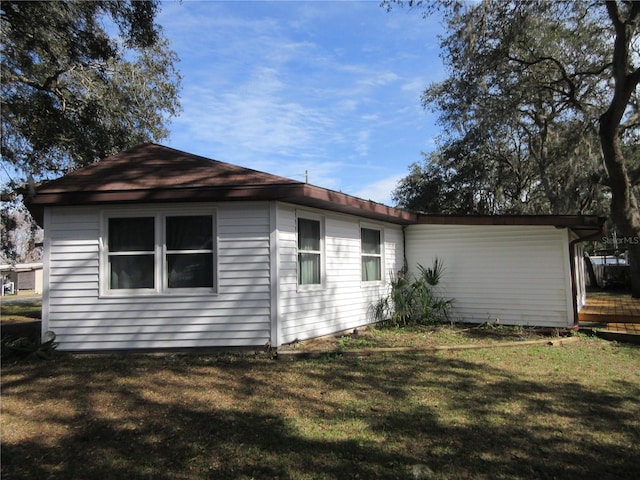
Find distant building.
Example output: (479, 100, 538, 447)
(1, 263, 43, 295)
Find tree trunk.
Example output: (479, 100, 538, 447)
(600, 1, 640, 297)
(584, 254, 599, 289)
(627, 243, 640, 296)
(600, 113, 640, 296)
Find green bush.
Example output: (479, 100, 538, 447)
(372, 258, 454, 327)
(1, 331, 57, 360)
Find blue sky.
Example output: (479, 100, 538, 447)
(158, 0, 445, 205)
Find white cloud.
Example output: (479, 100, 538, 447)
(355, 130, 371, 157)
(353, 174, 405, 206)
(357, 71, 400, 88)
(160, 1, 445, 202)
(173, 62, 339, 160)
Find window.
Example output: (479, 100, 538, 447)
(165, 216, 214, 289)
(108, 217, 155, 290)
(298, 217, 322, 285)
(361, 227, 382, 282)
(105, 211, 216, 294)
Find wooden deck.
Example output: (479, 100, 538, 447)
(578, 293, 640, 335)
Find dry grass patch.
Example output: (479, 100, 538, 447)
(2, 336, 639, 479)
(293, 323, 563, 352)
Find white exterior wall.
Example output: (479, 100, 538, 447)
(43, 202, 272, 351)
(34, 268, 43, 294)
(573, 241, 587, 311)
(405, 225, 573, 328)
(276, 203, 404, 345)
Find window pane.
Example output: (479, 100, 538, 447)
(166, 216, 213, 250)
(109, 218, 154, 252)
(298, 218, 320, 251)
(110, 255, 154, 289)
(361, 228, 381, 254)
(362, 256, 381, 282)
(167, 253, 213, 288)
(298, 252, 320, 285)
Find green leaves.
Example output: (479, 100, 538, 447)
(394, 0, 634, 217)
(0, 0, 181, 182)
(372, 258, 453, 327)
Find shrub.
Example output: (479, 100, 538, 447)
(1, 331, 57, 360)
(371, 258, 453, 327)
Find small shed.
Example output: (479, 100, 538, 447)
(25, 144, 604, 351)
(1, 263, 43, 295)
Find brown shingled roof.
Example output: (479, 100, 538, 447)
(33, 143, 300, 193)
(25, 144, 606, 234)
(25, 143, 418, 226)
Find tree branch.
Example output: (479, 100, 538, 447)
(507, 53, 583, 109)
(629, 167, 640, 187)
(629, 66, 640, 90)
(621, 107, 640, 131)
(6, 65, 75, 94)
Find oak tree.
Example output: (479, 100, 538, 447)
(0, 0, 181, 261)
(388, 0, 640, 294)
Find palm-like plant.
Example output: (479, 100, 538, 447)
(371, 258, 453, 327)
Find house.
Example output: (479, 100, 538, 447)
(25, 144, 605, 351)
(1, 263, 43, 295)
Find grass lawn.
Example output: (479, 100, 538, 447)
(0, 297, 42, 324)
(2, 330, 639, 480)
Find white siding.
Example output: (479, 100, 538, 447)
(44, 203, 272, 351)
(573, 241, 587, 311)
(276, 203, 404, 345)
(405, 225, 573, 328)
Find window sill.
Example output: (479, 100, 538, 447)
(100, 289, 218, 299)
(296, 284, 324, 293)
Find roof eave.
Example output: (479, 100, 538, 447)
(281, 184, 417, 224)
(25, 183, 418, 226)
(415, 214, 607, 236)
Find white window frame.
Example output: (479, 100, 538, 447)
(296, 211, 324, 290)
(105, 215, 158, 294)
(360, 223, 384, 284)
(100, 207, 218, 297)
(163, 214, 216, 292)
